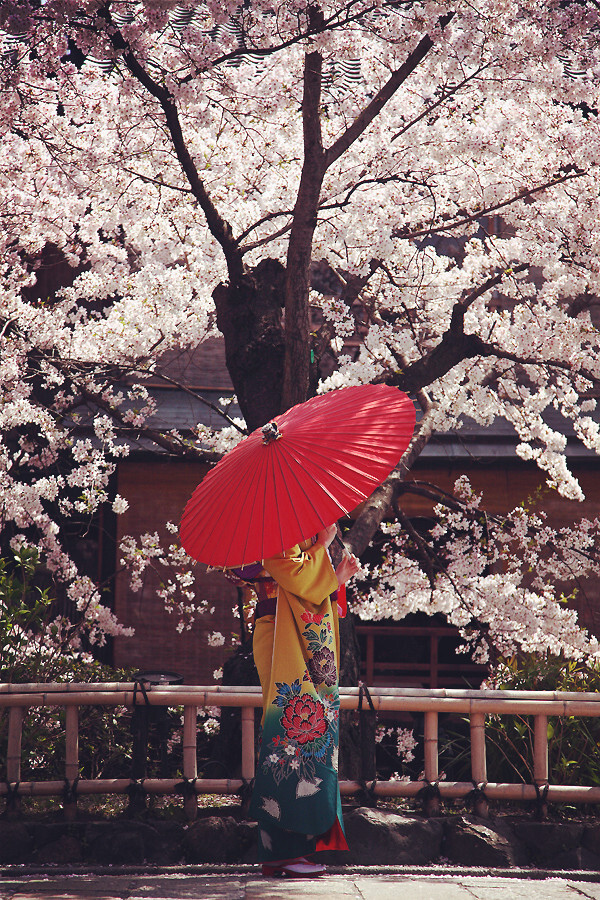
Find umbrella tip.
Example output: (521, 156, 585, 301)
(262, 421, 282, 444)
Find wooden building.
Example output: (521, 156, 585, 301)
(106, 340, 600, 688)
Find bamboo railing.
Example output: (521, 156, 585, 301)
(2, 682, 600, 820)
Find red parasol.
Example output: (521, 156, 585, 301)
(179, 383, 416, 568)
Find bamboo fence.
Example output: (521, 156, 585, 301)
(2, 682, 600, 820)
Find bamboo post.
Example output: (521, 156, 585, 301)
(470, 712, 487, 783)
(183, 705, 198, 821)
(423, 709, 441, 816)
(241, 705, 255, 782)
(6, 706, 24, 816)
(424, 711, 439, 782)
(64, 705, 79, 820)
(470, 711, 489, 818)
(533, 714, 549, 784)
(533, 713, 549, 820)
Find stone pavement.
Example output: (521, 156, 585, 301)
(2, 868, 600, 900)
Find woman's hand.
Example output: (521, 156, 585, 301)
(315, 523, 337, 550)
(335, 552, 361, 586)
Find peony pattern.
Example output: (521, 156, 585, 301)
(281, 694, 328, 745)
(307, 645, 337, 687)
(261, 609, 339, 787)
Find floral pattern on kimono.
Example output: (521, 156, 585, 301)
(249, 541, 348, 858)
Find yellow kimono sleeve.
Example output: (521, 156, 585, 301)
(263, 543, 338, 606)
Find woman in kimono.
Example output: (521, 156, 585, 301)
(236, 524, 359, 877)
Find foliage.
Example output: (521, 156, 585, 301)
(2, 1, 600, 662)
(440, 654, 600, 787)
(487, 654, 600, 788)
(1, 547, 55, 682)
(0, 550, 221, 782)
(0, 546, 125, 681)
(0, 548, 133, 779)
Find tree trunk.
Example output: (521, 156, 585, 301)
(338, 612, 373, 781)
(213, 258, 286, 433)
(281, 43, 325, 411)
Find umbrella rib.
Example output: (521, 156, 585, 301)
(280, 441, 376, 502)
(233, 436, 288, 565)
(269, 446, 326, 545)
(277, 442, 349, 525)
(250, 443, 274, 563)
(179, 384, 416, 566)
(183, 434, 266, 566)
(220, 444, 267, 565)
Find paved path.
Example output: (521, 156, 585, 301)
(2, 869, 600, 900)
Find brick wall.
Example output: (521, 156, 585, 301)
(113, 458, 240, 684)
(111, 455, 600, 688)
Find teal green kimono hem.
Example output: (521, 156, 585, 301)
(248, 542, 348, 863)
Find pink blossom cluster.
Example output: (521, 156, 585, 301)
(2, 1, 600, 660)
(119, 523, 209, 631)
(375, 724, 418, 764)
(353, 476, 600, 663)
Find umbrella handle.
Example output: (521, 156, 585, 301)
(334, 533, 346, 553)
(334, 532, 356, 560)
(334, 532, 361, 567)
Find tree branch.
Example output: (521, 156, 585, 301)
(173, 0, 397, 84)
(148, 370, 247, 434)
(395, 168, 585, 241)
(99, 5, 244, 283)
(386, 264, 528, 394)
(345, 265, 529, 555)
(390, 64, 491, 143)
(324, 13, 453, 171)
(282, 12, 326, 410)
(119, 166, 194, 195)
(470, 342, 600, 388)
(345, 397, 437, 557)
(28, 344, 221, 460)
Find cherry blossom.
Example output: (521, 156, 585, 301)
(2, 1, 600, 665)
(353, 477, 600, 663)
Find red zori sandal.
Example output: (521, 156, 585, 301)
(261, 857, 326, 877)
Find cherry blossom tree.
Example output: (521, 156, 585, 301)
(3, 0, 600, 664)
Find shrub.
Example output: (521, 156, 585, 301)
(440, 654, 600, 788)
(0, 550, 136, 780)
(1, 550, 222, 787)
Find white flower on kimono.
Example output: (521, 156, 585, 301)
(296, 778, 322, 798)
(285, 744, 296, 756)
(268, 753, 279, 764)
(260, 829, 273, 851)
(261, 797, 281, 820)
